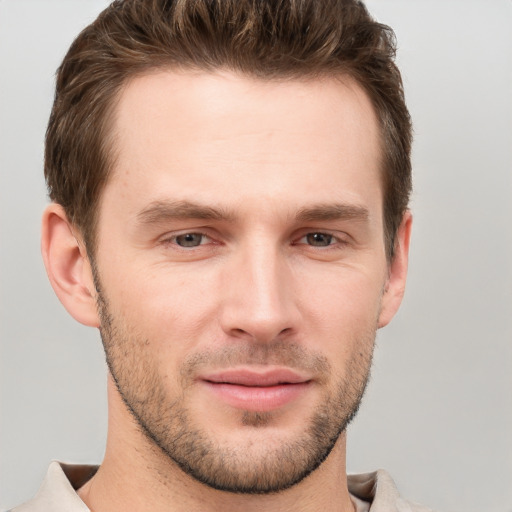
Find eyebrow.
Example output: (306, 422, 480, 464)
(295, 203, 369, 223)
(136, 200, 236, 225)
(135, 200, 369, 225)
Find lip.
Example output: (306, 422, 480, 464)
(199, 368, 312, 412)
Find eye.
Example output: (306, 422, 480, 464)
(173, 232, 209, 247)
(302, 232, 335, 247)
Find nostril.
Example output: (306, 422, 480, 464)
(225, 325, 295, 343)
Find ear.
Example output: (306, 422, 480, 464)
(41, 203, 100, 327)
(378, 211, 413, 328)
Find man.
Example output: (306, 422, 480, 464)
(12, 0, 431, 510)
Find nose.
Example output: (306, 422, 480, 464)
(219, 242, 299, 343)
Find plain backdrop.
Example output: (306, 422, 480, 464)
(1, 1, 511, 510)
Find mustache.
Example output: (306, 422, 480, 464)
(180, 340, 331, 378)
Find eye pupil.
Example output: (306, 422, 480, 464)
(176, 233, 203, 247)
(306, 233, 332, 247)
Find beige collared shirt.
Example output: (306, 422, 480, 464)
(10, 461, 434, 511)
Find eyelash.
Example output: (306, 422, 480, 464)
(160, 231, 348, 250)
(161, 232, 212, 249)
(295, 232, 342, 248)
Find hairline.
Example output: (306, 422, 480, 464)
(79, 64, 397, 262)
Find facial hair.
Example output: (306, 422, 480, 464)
(94, 281, 375, 494)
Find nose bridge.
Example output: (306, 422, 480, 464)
(220, 237, 296, 341)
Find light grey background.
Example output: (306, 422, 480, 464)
(1, 1, 511, 510)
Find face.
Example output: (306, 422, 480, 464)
(92, 70, 400, 493)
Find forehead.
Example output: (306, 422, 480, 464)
(105, 69, 382, 219)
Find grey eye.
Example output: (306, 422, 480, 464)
(175, 233, 204, 247)
(306, 233, 333, 247)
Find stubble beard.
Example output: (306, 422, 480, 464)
(95, 286, 375, 494)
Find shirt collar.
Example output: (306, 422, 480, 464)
(15, 462, 426, 512)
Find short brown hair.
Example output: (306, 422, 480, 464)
(45, 0, 412, 259)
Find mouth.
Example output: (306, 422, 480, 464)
(199, 368, 312, 412)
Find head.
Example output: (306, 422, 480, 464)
(42, 0, 412, 497)
(45, 0, 411, 262)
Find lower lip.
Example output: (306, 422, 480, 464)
(202, 381, 310, 412)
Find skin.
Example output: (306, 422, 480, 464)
(41, 70, 412, 512)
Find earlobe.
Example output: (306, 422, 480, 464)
(41, 204, 100, 327)
(378, 211, 413, 328)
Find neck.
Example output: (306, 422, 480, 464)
(78, 377, 355, 512)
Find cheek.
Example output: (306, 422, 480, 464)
(105, 264, 218, 350)
(296, 266, 384, 354)
(299, 263, 385, 320)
